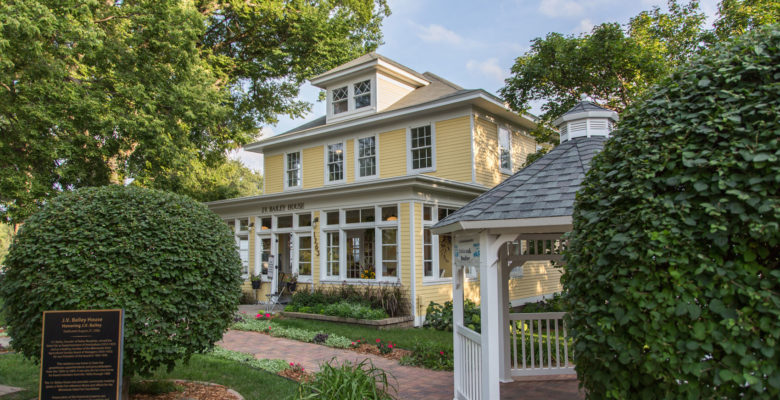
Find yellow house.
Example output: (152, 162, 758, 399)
(207, 53, 561, 325)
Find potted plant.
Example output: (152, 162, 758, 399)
(284, 273, 298, 292)
(251, 275, 262, 289)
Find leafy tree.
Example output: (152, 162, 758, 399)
(563, 25, 779, 398)
(500, 1, 705, 144)
(0, 223, 12, 265)
(147, 158, 263, 202)
(0, 0, 389, 223)
(715, 0, 780, 39)
(0, 185, 242, 396)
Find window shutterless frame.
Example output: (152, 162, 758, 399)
(324, 141, 346, 183)
(354, 134, 378, 179)
(284, 151, 302, 190)
(407, 124, 436, 173)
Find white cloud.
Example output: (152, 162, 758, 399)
(415, 23, 463, 45)
(574, 19, 594, 34)
(538, 0, 585, 18)
(466, 58, 509, 83)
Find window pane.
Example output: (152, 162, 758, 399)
(438, 235, 452, 278)
(327, 232, 339, 277)
(238, 235, 249, 276)
(423, 229, 433, 277)
(360, 208, 375, 223)
(326, 211, 339, 225)
(354, 80, 371, 109)
(383, 262, 397, 278)
(298, 213, 311, 227)
(277, 215, 292, 228)
(355, 94, 370, 109)
(382, 206, 397, 221)
(333, 86, 348, 114)
(346, 209, 360, 224)
(239, 218, 249, 231)
(260, 218, 272, 230)
(334, 100, 348, 114)
(423, 206, 432, 221)
(261, 238, 271, 275)
(346, 229, 374, 279)
(328, 143, 344, 181)
(438, 207, 456, 221)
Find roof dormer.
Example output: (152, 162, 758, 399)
(311, 53, 430, 123)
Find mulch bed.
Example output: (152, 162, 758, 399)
(350, 343, 412, 362)
(131, 381, 242, 400)
(278, 368, 312, 383)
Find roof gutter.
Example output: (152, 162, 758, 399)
(431, 216, 573, 235)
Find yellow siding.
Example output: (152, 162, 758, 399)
(346, 139, 354, 183)
(377, 76, 413, 111)
(425, 116, 472, 182)
(302, 145, 323, 189)
(264, 154, 283, 194)
(507, 262, 563, 302)
(474, 117, 505, 187)
(511, 131, 536, 171)
(379, 128, 406, 178)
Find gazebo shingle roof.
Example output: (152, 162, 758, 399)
(433, 136, 606, 229)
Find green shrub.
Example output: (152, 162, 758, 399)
(288, 284, 410, 317)
(208, 348, 289, 373)
(399, 340, 453, 371)
(424, 300, 481, 333)
(564, 26, 780, 399)
(230, 319, 353, 349)
(0, 186, 241, 376)
(297, 358, 396, 400)
(513, 293, 567, 313)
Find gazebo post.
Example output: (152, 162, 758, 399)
(480, 231, 514, 398)
(500, 263, 512, 382)
(452, 264, 464, 399)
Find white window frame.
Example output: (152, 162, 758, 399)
(353, 79, 372, 109)
(296, 233, 313, 279)
(354, 134, 378, 179)
(423, 205, 459, 283)
(318, 205, 401, 283)
(284, 151, 302, 190)
(407, 124, 436, 173)
(324, 141, 346, 184)
(324, 230, 340, 279)
(254, 233, 272, 281)
(332, 86, 348, 115)
(229, 218, 251, 279)
(498, 125, 513, 174)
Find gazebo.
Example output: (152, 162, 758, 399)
(432, 98, 618, 399)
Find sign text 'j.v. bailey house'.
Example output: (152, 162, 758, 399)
(207, 53, 562, 325)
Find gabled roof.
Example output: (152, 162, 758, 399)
(310, 52, 429, 88)
(433, 136, 606, 231)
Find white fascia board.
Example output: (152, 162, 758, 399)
(375, 60, 430, 87)
(246, 91, 536, 153)
(206, 175, 486, 211)
(310, 59, 379, 88)
(553, 110, 619, 126)
(430, 216, 573, 235)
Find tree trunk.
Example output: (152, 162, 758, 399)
(121, 375, 131, 399)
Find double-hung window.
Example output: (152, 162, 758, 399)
(327, 143, 344, 182)
(286, 152, 301, 188)
(499, 126, 512, 173)
(298, 235, 312, 277)
(423, 205, 457, 280)
(325, 231, 340, 278)
(410, 125, 433, 171)
(354, 80, 371, 109)
(333, 86, 348, 114)
(357, 136, 376, 177)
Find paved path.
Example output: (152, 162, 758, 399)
(218, 330, 584, 400)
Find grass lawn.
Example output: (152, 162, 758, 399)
(273, 317, 453, 351)
(0, 352, 299, 400)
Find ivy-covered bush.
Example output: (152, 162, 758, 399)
(563, 26, 780, 399)
(424, 300, 481, 333)
(0, 186, 242, 376)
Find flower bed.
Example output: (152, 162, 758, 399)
(285, 301, 388, 320)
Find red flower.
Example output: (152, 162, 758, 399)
(440, 351, 444, 355)
(388, 344, 393, 348)
(265, 313, 271, 318)
(376, 338, 381, 343)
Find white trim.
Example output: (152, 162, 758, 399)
(431, 216, 573, 235)
(421, 278, 452, 286)
(245, 92, 535, 152)
(470, 112, 476, 184)
(406, 123, 436, 174)
(409, 202, 417, 325)
(353, 134, 379, 180)
(552, 109, 618, 126)
(323, 140, 346, 184)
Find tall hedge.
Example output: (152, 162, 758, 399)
(0, 186, 242, 376)
(563, 25, 779, 399)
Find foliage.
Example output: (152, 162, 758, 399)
(154, 159, 263, 203)
(129, 380, 183, 396)
(287, 284, 410, 317)
(375, 338, 394, 355)
(0, 186, 242, 376)
(297, 358, 396, 400)
(563, 26, 780, 399)
(0, 224, 12, 266)
(501, 0, 778, 144)
(399, 341, 453, 371)
(513, 293, 567, 313)
(231, 318, 353, 349)
(424, 300, 481, 333)
(714, 0, 780, 39)
(312, 333, 329, 344)
(0, 0, 389, 223)
(208, 347, 290, 374)
(286, 301, 389, 320)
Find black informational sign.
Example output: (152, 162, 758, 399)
(39, 310, 125, 400)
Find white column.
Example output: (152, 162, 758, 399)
(453, 263, 464, 400)
(500, 264, 512, 382)
(480, 231, 501, 399)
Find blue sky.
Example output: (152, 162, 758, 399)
(235, 0, 720, 171)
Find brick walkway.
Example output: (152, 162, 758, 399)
(218, 330, 584, 400)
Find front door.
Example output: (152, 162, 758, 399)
(276, 233, 292, 293)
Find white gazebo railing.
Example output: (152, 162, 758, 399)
(455, 324, 482, 400)
(509, 312, 573, 376)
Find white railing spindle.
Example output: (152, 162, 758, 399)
(509, 312, 574, 377)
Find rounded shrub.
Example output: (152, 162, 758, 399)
(0, 185, 242, 376)
(563, 26, 780, 398)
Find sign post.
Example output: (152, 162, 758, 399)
(39, 309, 125, 400)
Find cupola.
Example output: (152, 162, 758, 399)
(553, 95, 619, 142)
